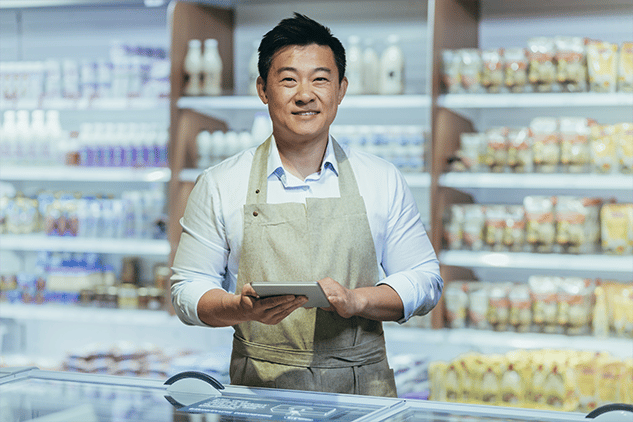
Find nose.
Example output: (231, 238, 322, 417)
(294, 82, 315, 105)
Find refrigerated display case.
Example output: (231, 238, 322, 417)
(4, 366, 628, 422)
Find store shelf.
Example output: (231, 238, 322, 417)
(0, 235, 170, 255)
(439, 172, 633, 191)
(0, 97, 169, 111)
(0, 166, 170, 182)
(177, 94, 431, 113)
(437, 92, 633, 109)
(439, 250, 633, 273)
(384, 325, 633, 359)
(180, 168, 432, 188)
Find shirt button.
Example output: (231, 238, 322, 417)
(253, 211, 258, 217)
(255, 189, 260, 194)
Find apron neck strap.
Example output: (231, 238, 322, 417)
(246, 136, 361, 204)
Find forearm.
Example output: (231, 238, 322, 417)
(197, 288, 246, 327)
(353, 284, 404, 321)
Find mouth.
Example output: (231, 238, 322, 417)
(292, 111, 320, 116)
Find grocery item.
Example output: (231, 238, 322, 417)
(559, 117, 593, 173)
(456, 132, 485, 172)
(459, 49, 483, 93)
(555, 36, 588, 92)
(554, 196, 601, 254)
(345, 36, 363, 95)
(530, 117, 560, 173)
(467, 282, 491, 329)
(557, 277, 594, 335)
(362, 39, 380, 95)
(592, 286, 610, 337)
(201, 39, 222, 96)
(527, 37, 557, 92)
(483, 127, 508, 173)
(529, 276, 560, 334)
(503, 205, 526, 252)
(600, 203, 633, 254)
(484, 205, 507, 250)
(444, 204, 464, 250)
(508, 283, 532, 332)
(504, 47, 529, 93)
(441, 49, 462, 94)
(462, 204, 486, 251)
(590, 124, 617, 173)
(524, 195, 556, 253)
(247, 40, 259, 96)
(183, 39, 202, 96)
(481, 48, 504, 93)
(506, 127, 533, 173)
(615, 122, 633, 173)
(444, 281, 468, 328)
(487, 282, 511, 331)
(587, 41, 618, 93)
(379, 35, 405, 95)
(619, 42, 633, 92)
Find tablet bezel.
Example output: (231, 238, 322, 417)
(250, 281, 331, 308)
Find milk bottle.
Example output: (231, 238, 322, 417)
(379, 35, 405, 95)
(346, 36, 363, 95)
(248, 40, 260, 96)
(184, 39, 202, 96)
(362, 39, 380, 94)
(202, 38, 223, 96)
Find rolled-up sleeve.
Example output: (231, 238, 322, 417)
(377, 169, 443, 323)
(170, 172, 230, 326)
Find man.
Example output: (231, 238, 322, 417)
(170, 13, 442, 397)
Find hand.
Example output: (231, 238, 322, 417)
(238, 283, 308, 325)
(317, 277, 365, 319)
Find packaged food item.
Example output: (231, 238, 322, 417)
(0, 196, 8, 234)
(462, 204, 486, 251)
(529, 276, 560, 333)
(557, 277, 594, 335)
(484, 205, 507, 251)
(592, 286, 610, 337)
(500, 355, 529, 405)
(487, 282, 511, 331)
(483, 127, 508, 173)
(559, 117, 594, 173)
(441, 50, 462, 94)
(507, 127, 533, 173)
(573, 354, 599, 413)
(543, 361, 572, 408)
(587, 41, 618, 93)
(555, 196, 602, 254)
(6, 193, 40, 234)
(555, 36, 588, 92)
(619, 42, 633, 92)
(427, 361, 448, 401)
(614, 122, 633, 173)
(529, 354, 548, 404)
(478, 355, 503, 404)
(524, 196, 556, 253)
(481, 48, 504, 93)
(530, 117, 560, 173)
(457, 353, 479, 401)
(460, 49, 483, 93)
(504, 47, 529, 93)
(444, 204, 464, 250)
(590, 124, 617, 173)
(503, 205, 526, 252)
(444, 362, 462, 401)
(444, 281, 469, 328)
(509, 283, 532, 332)
(596, 358, 624, 405)
(624, 359, 633, 404)
(527, 37, 557, 92)
(456, 132, 485, 172)
(600, 203, 633, 254)
(467, 282, 491, 329)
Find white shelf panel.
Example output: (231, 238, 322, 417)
(439, 172, 633, 191)
(0, 97, 169, 111)
(439, 250, 633, 273)
(181, 168, 431, 188)
(178, 94, 430, 112)
(384, 325, 633, 359)
(0, 166, 171, 182)
(0, 235, 170, 255)
(437, 92, 633, 109)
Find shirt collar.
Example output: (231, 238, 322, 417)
(267, 135, 339, 186)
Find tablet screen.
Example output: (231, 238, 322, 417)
(251, 281, 330, 308)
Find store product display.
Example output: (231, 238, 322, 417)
(450, 118, 632, 174)
(442, 38, 632, 94)
(428, 349, 632, 413)
(0, 42, 170, 103)
(443, 198, 632, 255)
(183, 38, 223, 96)
(0, 253, 167, 309)
(0, 110, 169, 168)
(444, 278, 632, 337)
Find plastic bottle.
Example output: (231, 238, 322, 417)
(202, 39, 222, 96)
(45, 110, 63, 165)
(30, 110, 49, 165)
(1, 110, 17, 164)
(196, 130, 212, 169)
(346, 36, 363, 95)
(379, 34, 405, 95)
(248, 39, 260, 96)
(592, 286, 609, 337)
(15, 110, 31, 164)
(362, 39, 380, 95)
(183, 39, 203, 96)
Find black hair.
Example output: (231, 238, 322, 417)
(258, 13, 346, 86)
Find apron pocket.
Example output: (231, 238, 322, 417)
(357, 365, 398, 397)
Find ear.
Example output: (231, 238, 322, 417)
(337, 76, 348, 105)
(256, 76, 268, 104)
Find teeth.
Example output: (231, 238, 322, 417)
(296, 112, 317, 115)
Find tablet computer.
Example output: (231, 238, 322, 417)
(251, 281, 330, 308)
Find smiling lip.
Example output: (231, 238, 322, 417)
(292, 111, 320, 116)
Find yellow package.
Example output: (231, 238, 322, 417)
(500, 353, 531, 405)
(444, 362, 462, 401)
(596, 359, 624, 405)
(619, 42, 633, 92)
(428, 361, 448, 401)
(531, 117, 560, 173)
(479, 356, 504, 404)
(587, 41, 618, 93)
(600, 203, 633, 255)
(459, 354, 482, 402)
(615, 122, 633, 173)
(573, 355, 599, 412)
(624, 359, 633, 404)
(543, 359, 574, 409)
(590, 124, 617, 173)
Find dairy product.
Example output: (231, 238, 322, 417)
(202, 39, 222, 96)
(379, 35, 405, 95)
(362, 39, 380, 94)
(183, 39, 202, 96)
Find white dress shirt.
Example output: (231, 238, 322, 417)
(170, 136, 443, 326)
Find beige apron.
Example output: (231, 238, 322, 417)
(230, 137, 397, 397)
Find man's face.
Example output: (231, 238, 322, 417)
(257, 43, 348, 146)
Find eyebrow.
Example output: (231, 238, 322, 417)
(276, 66, 332, 75)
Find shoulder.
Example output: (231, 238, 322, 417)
(197, 147, 256, 188)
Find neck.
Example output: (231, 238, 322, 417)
(275, 133, 329, 180)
